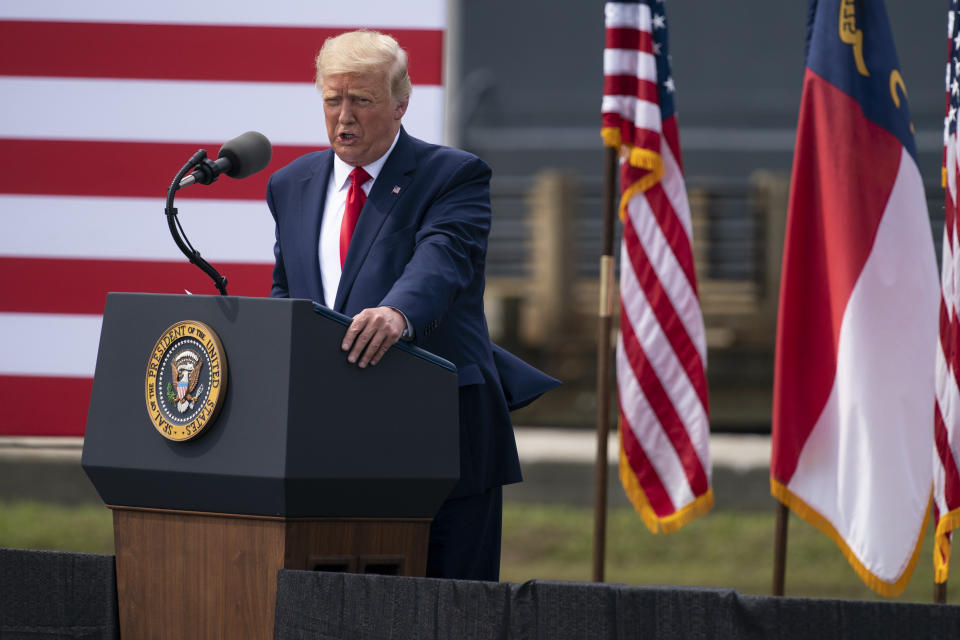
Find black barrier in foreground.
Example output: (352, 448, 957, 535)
(2, 548, 958, 639)
(274, 570, 960, 640)
(0, 548, 119, 640)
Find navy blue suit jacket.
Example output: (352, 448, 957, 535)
(267, 128, 558, 497)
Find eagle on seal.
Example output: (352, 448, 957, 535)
(171, 351, 203, 413)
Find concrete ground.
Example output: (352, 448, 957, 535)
(0, 430, 774, 511)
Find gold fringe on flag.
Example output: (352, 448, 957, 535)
(934, 508, 960, 583)
(771, 478, 930, 597)
(618, 168, 664, 222)
(618, 429, 714, 535)
(601, 126, 665, 200)
(601, 126, 623, 149)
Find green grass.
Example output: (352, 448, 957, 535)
(1, 500, 956, 604)
(502, 504, 959, 604)
(0, 501, 114, 555)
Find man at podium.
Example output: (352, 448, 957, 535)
(266, 30, 558, 581)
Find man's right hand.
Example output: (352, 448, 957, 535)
(341, 306, 406, 368)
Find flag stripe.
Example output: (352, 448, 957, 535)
(936, 403, 960, 517)
(940, 301, 960, 389)
(603, 75, 660, 103)
(622, 170, 705, 363)
(601, 96, 663, 132)
(940, 303, 953, 390)
(605, 27, 652, 52)
(658, 119, 688, 220)
(604, 1, 651, 30)
(617, 395, 676, 517)
(0, 257, 273, 315)
(662, 116, 684, 174)
(0, 21, 443, 85)
(603, 49, 658, 83)
(618, 241, 709, 448)
(622, 216, 708, 409)
(0, 77, 446, 146)
(621, 300, 709, 500)
(619, 261, 709, 492)
(0, 138, 318, 201)
(0, 1, 446, 28)
(618, 317, 702, 509)
(0, 195, 274, 263)
(632, 180, 696, 294)
(0, 314, 103, 377)
(0, 376, 94, 436)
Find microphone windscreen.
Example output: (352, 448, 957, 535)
(217, 131, 273, 179)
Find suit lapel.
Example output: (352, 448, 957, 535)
(334, 129, 417, 311)
(299, 151, 333, 305)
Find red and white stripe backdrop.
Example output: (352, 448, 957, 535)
(603, 0, 712, 534)
(0, 1, 445, 436)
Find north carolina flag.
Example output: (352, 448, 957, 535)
(771, 0, 939, 596)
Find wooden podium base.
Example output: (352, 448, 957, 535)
(112, 507, 431, 639)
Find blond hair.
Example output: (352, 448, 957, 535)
(315, 30, 411, 103)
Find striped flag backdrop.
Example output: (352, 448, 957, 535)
(935, 0, 960, 585)
(771, 0, 938, 596)
(602, 0, 713, 533)
(0, 1, 445, 437)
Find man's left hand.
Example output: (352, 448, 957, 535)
(342, 306, 406, 368)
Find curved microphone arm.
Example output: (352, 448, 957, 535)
(165, 150, 229, 296)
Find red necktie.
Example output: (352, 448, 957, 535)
(339, 166, 371, 268)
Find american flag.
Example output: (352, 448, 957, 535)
(0, 1, 445, 437)
(602, 0, 713, 533)
(935, 0, 960, 586)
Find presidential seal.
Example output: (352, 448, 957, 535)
(144, 320, 227, 441)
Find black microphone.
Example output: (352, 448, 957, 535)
(178, 131, 273, 188)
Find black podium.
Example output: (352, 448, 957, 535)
(81, 293, 459, 639)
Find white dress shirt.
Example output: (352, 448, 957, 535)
(318, 131, 400, 307)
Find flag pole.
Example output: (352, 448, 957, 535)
(772, 501, 789, 595)
(592, 144, 618, 583)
